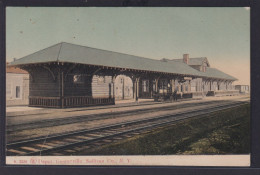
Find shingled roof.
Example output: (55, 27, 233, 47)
(10, 42, 237, 81)
(202, 67, 237, 81)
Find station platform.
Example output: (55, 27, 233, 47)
(5, 97, 211, 126)
(6, 99, 153, 114)
(6, 98, 198, 117)
(115, 98, 154, 104)
(6, 95, 249, 119)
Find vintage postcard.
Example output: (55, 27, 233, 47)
(5, 7, 250, 166)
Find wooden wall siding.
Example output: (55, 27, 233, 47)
(190, 78, 202, 92)
(227, 82, 233, 90)
(195, 79, 236, 94)
(211, 81, 218, 91)
(198, 78, 203, 91)
(190, 79, 196, 91)
(202, 81, 210, 92)
(218, 81, 225, 91)
(64, 74, 92, 97)
(63, 65, 101, 97)
(92, 75, 113, 98)
(29, 67, 60, 97)
(219, 82, 227, 90)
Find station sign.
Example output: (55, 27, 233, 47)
(184, 77, 192, 80)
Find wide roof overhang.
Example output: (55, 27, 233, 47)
(9, 42, 237, 81)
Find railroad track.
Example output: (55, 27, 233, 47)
(6, 100, 249, 156)
(7, 98, 248, 132)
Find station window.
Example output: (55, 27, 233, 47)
(185, 84, 188, 91)
(73, 75, 84, 84)
(16, 86, 20, 98)
(142, 80, 149, 92)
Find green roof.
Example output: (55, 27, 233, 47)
(10, 42, 237, 81)
(202, 67, 237, 81)
(173, 57, 210, 67)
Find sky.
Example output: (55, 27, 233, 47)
(6, 7, 250, 85)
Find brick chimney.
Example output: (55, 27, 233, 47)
(183, 54, 189, 64)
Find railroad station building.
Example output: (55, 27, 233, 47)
(9, 42, 238, 108)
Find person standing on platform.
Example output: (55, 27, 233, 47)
(173, 90, 178, 101)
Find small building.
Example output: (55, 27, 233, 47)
(235, 85, 250, 94)
(9, 42, 238, 108)
(6, 63, 29, 106)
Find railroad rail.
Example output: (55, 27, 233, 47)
(7, 98, 249, 133)
(7, 100, 249, 156)
(6, 97, 250, 134)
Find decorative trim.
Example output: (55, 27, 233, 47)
(65, 64, 77, 79)
(43, 66, 56, 81)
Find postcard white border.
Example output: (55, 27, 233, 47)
(6, 155, 250, 166)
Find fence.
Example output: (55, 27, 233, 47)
(29, 96, 115, 108)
